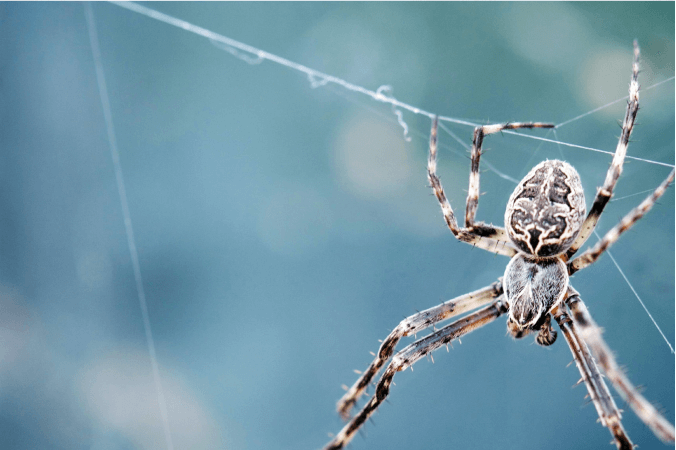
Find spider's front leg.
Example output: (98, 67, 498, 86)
(567, 293, 675, 444)
(325, 297, 509, 450)
(553, 301, 633, 450)
(337, 280, 503, 419)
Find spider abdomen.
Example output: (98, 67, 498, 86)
(504, 253, 568, 332)
(505, 160, 586, 256)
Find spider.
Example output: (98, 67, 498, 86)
(323, 41, 675, 450)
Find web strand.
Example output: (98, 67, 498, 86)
(110, 1, 435, 121)
(109, 1, 672, 169)
(610, 188, 661, 202)
(325, 83, 520, 185)
(500, 131, 674, 168)
(85, 4, 174, 449)
(557, 76, 675, 128)
(552, 130, 673, 355)
(106, 1, 673, 353)
(592, 230, 675, 354)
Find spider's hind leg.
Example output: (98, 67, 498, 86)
(427, 117, 519, 257)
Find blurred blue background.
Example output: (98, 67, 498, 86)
(0, 2, 673, 450)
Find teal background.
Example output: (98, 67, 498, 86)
(0, 2, 673, 450)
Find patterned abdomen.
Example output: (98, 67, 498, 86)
(505, 160, 586, 257)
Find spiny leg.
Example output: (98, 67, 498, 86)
(553, 302, 633, 450)
(337, 280, 503, 418)
(568, 168, 674, 274)
(465, 122, 555, 227)
(325, 298, 509, 450)
(428, 117, 518, 257)
(565, 40, 641, 261)
(567, 294, 675, 443)
(428, 116, 460, 236)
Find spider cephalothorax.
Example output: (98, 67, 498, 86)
(325, 41, 675, 450)
(504, 253, 567, 344)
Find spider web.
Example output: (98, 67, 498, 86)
(105, 0, 674, 339)
(84, 3, 675, 449)
(84, 4, 675, 448)
(0, 3, 674, 449)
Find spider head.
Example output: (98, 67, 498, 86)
(503, 253, 568, 345)
(504, 160, 586, 257)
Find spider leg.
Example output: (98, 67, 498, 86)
(428, 118, 546, 257)
(566, 292, 675, 444)
(465, 121, 555, 228)
(565, 40, 641, 261)
(568, 168, 674, 274)
(553, 301, 633, 450)
(325, 297, 509, 450)
(337, 280, 503, 419)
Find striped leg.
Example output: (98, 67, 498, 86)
(465, 122, 555, 227)
(325, 298, 509, 450)
(428, 118, 545, 257)
(554, 300, 633, 450)
(337, 280, 503, 419)
(567, 294, 675, 444)
(568, 168, 674, 274)
(565, 40, 641, 261)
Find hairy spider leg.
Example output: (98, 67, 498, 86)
(337, 281, 503, 419)
(465, 122, 555, 227)
(567, 294, 675, 443)
(325, 298, 509, 450)
(564, 40, 641, 261)
(569, 169, 675, 274)
(554, 300, 633, 450)
(428, 117, 518, 257)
